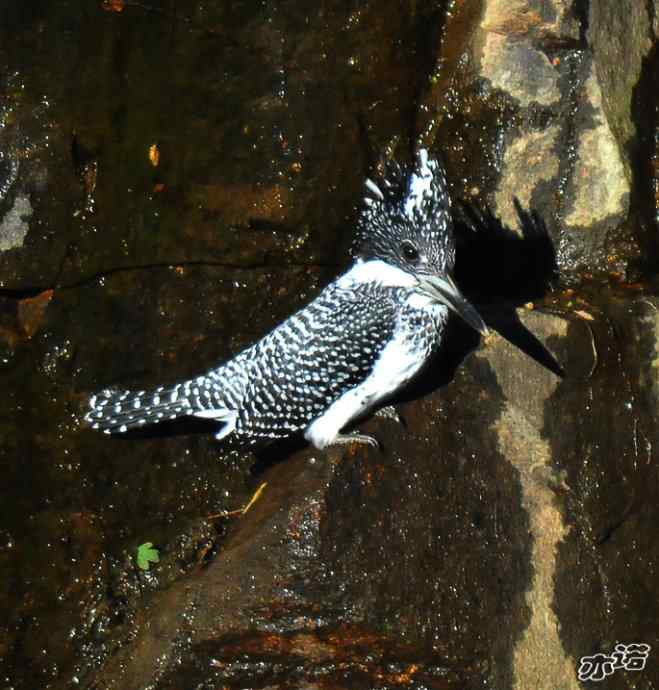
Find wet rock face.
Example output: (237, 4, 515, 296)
(1, 1, 659, 690)
(466, 0, 656, 277)
(64, 301, 659, 690)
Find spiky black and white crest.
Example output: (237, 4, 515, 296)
(354, 148, 455, 274)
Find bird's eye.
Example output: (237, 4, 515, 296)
(401, 241, 419, 264)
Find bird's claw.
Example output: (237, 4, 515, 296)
(332, 432, 380, 449)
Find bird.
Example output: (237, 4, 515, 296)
(85, 148, 488, 450)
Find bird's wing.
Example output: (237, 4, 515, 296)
(231, 282, 403, 440)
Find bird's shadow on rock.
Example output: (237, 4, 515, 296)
(109, 416, 224, 440)
(110, 411, 306, 476)
(453, 197, 559, 305)
(452, 198, 563, 376)
(380, 197, 564, 408)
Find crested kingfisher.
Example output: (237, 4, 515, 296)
(86, 149, 488, 449)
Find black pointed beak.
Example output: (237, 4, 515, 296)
(417, 274, 489, 336)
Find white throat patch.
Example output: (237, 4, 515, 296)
(337, 259, 417, 289)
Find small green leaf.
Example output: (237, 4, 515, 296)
(136, 542, 160, 571)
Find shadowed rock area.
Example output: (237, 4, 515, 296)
(1, 1, 658, 689)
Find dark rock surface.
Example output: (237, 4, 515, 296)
(1, 1, 658, 689)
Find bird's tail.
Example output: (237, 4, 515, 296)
(85, 377, 237, 438)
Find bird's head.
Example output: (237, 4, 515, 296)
(354, 148, 488, 336)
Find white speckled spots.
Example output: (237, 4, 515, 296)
(365, 178, 384, 200)
(404, 149, 437, 220)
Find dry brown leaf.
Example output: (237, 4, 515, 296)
(101, 0, 125, 12)
(18, 289, 54, 338)
(149, 143, 160, 167)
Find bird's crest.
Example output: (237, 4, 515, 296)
(353, 148, 455, 273)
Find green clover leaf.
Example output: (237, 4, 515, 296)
(136, 542, 160, 571)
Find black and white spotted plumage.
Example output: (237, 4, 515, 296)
(354, 152, 454, 272)
(86, 148, 487, 449)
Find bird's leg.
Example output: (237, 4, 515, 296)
(304, 385, 381, 450)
